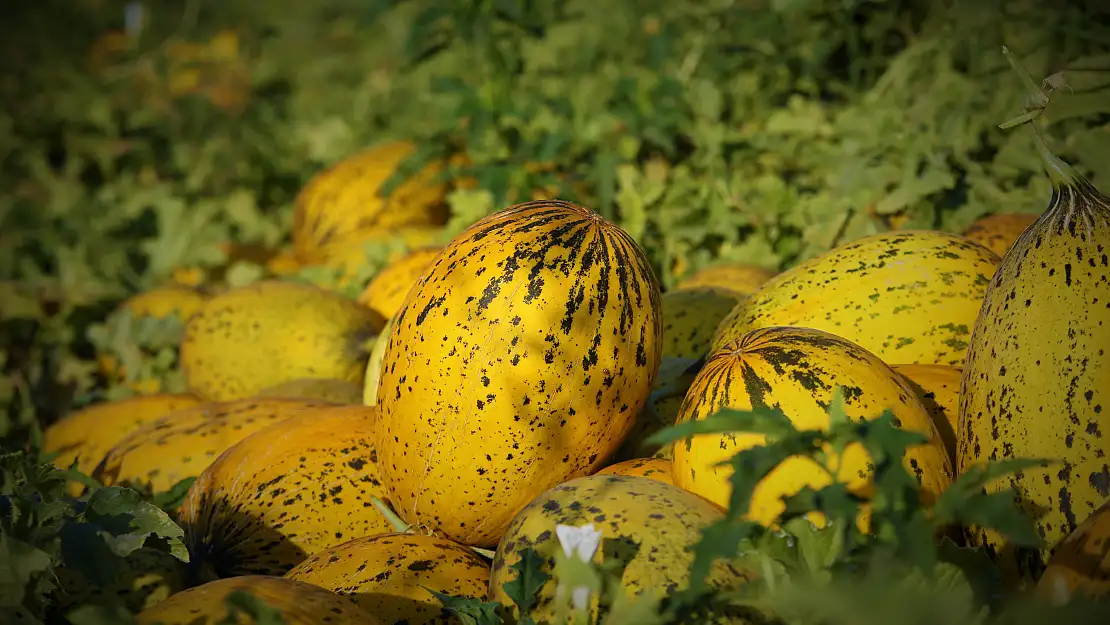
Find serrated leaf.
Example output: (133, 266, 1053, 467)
(500, 547, 551, 617)
(426, 587, 502, 625)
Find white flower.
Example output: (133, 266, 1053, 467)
(555, 523, 602, 611)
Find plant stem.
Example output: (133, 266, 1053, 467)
(997, 45, 1080, 188)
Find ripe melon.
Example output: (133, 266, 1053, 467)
(375, 199, 663, 548)
(93, 398, 335, 494)
(292, 141, 450, 263)
(960, 212, 1038, 257)
(43, 393, 203, 490)
(710, 230, 1000, 367)
(180, 280, 380, 401)
(490, 474, 752, 624)
(673, 262, 777, 295)
(672, 326, 952, 529)
(180, 405, 393, 578)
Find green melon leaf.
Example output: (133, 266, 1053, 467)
(500, 547, 551, 621)
(426, 587, 502, 625)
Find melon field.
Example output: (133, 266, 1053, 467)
(3, 1, 1110, 624)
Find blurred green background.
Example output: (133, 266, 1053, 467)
(2, 0, 1108, 440)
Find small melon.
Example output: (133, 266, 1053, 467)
(119, 284, 210, 321)
(892, 363, 962, 470)
(43, 393, 203, 489)
(93, 398, 335, 494)
(180, 405, 392, 578)
(286, 533, 489, 625)
(490, 474, 752, 624)
(180, 280, 380, 401)
(134, 575, 383, 624)
(96, 285, 210, 389)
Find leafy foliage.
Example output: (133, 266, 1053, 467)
(0, 449, 187, 622)
(3, 0, 1110, 623)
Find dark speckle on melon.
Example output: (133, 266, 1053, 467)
(375, 200, 664, 548)
(489, 474, 753, 624)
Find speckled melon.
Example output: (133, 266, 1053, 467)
(659, 287, 744, 359)
(285, 533, 490, 625)
(180, 404, 392, 579)
(891, 363, 962, 470)
(960, 212, 1038, 258)
(180, 280, 381, 401)
(134, 575, 383, 625)
(44, 393, 203, 492)
(93, 398, 335, 494)
(672, 326, 952, 529)
(376, 199, 663, 548)
(357, 246, 442, 326)
(710, 230, 1000, 367)
(490, 474, 753, 624)
(595, 457, 675, 485)
(292, 140, 450, 263)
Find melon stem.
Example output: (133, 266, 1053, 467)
(370, 496, 411, 533)
(998, 45, 1080, 189)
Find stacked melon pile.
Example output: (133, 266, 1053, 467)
(40, 127, 1109, 623)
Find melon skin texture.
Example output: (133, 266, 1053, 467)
(710, 230, 1000, 367)
(375, 199, 663, 548)
(93, 398, 335, 494)
(286, 532, 490, 625)
(180, 280, 380, 401)
(43, 393, 202, 494)
(673, 326, 952, 529)
(179, 405, 393, 579)
(292, 140, 450, 263)
(490, 474, 755, 624)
